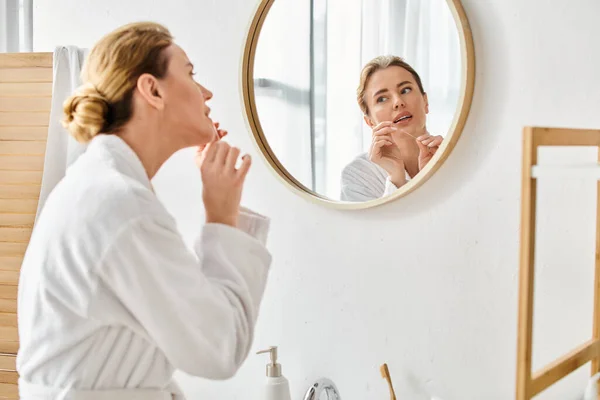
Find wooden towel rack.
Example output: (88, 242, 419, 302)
(517, 126, 600, 399)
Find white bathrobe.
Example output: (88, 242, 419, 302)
(17, 134, 272, 400)
(340, 153, 411, 202)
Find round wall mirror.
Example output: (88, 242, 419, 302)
(242, 0, 475, 209)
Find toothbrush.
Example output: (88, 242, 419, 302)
(380, 363, 397, 400)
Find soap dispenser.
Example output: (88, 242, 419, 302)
(256, 346, 292, 400)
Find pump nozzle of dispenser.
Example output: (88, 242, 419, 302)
(256, 346, 282, 377)
(256, 346, 291, 400)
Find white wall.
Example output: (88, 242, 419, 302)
(33, 0, 600, 398)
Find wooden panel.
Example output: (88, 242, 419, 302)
(0, 199, 38, 214)
(0, 258, 22, 272)
(0, 315, 17, 330)
(0, 97, 51, 112)
(0, 382, 18, 399)
(0, 54, 52, 394)
(0, 112, 50, 127)
(0, 186, 41, 200)
(0, 214, 36, 228)
(0, 141, 46, 155)
(0, 355, 15, 371)
(0, 253, 21, 287)
(0, 328, 17, 344)
(0, 126, 48, 141)
(0, 228, 31, 243)
(0, 68, 52, 83)
(0, 371, 17, 385)
(0, 338, 19, 354)
(0, 155, 44, 171)
(0, 52, 52, 68)
(0, 82, 53, 97)
(0, 301, 16, 315)
(0, 284, 18, 314)
(0, 171, 42, 185)
(0, 327, 18, 343)
(0, 286, 17, 314)
(0, 244, 27, 258)
(0, 354, 17, 397)
(0, 284, 18, 299)
(0, 343, 17, 356)
(0, 272, 18, 287)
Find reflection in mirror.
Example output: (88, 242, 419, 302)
(252, 0, 464, 203)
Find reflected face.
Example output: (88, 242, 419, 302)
(160, 44, 216, 147)
(364, 66, 429, 137)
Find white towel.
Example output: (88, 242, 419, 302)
(36, 46, 89, 223)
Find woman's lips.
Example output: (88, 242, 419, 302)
(393, 115, 412, 125)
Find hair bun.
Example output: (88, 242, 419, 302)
(62, 83, 110, 143)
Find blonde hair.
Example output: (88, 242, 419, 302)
(62, 22, 174, 143)
(356, 55, 425, 116)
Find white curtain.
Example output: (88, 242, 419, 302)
(323, 0, 364, 198)
(400, 0, 461, 137)
(0, 0, 33, 52)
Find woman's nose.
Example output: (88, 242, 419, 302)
(393, 97, 405, 109)
(197, 83, 213, 100)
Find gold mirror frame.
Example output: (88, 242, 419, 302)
(241, 0, 475, 210)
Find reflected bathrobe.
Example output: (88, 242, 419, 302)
(17, 134, 272, 400)
(340, 153, 411, 202)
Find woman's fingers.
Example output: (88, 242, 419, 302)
(417, 134, 443, 148)
(373, 121, 395, 131)
(213, 141, 230, 165)
(417, 134, 434, 146)
(212, 121, 229, 140)
(416, 139, 429, 154)
(225, 146, 240, 170)
(372, 135, 394, 147)
(417, 135, 443, 165)
(428, 136, 443, 147)
(373, 127, 398, 138)
(201, 141, 218, 163)
(236, 155, 252, 181)
(373, 121, 397, 133)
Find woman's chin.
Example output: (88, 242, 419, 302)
(192, 129, 216, 146)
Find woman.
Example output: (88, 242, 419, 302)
(16, 22, 271, 399)
(341, 55, 443, 202)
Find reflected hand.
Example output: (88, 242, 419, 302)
(369, 121, 406, 187)
(416, 133, 443, 171)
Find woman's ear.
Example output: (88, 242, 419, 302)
(364, 114, 375, 128)
(136, 73, 164, 110)
(424, 92, 429, 115)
